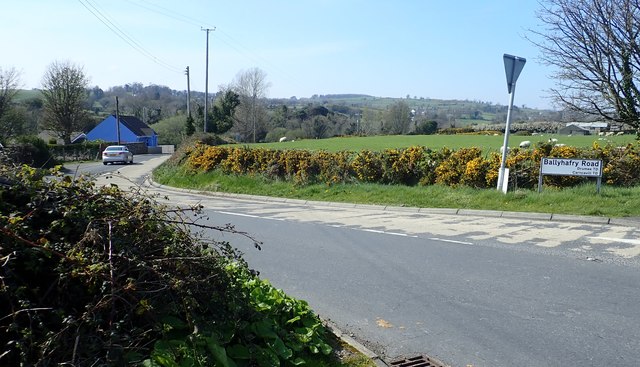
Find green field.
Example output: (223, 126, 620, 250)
(232, 134, 635, 152)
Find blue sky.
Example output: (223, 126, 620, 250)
(2, 1, 554, 109)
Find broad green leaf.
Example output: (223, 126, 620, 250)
(319, 342, 332, 355)
(227, 344, 250, 359)
(286, 316, 301, 325)
(272, 337, 292, 359)
(206, 337, 237, 367)
(292, 357, 306, 365)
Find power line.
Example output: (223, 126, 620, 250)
(124, 0, 208, 28)
(123, 0, 304, 90)
(77, 0, 183, 74)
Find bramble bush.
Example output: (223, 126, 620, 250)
(0, 164, 333, 366)
(180, 141, 640, 189)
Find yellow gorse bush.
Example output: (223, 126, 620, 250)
(182, 141, 640, 189)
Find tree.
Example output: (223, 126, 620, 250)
(154, 115, 187, 146)
(41, 61, 90, 144)
(0, 107, 28, 143)
(360, 107, 383, 136)
(232, 68, 270, 142)
(185, 114, 196, 136)
(530, 0, 640, 133)
(384, 101, 412, 134)
(211, 89, 240, 134)
(305, 115, 331, 139)
(0, 67, 22, 143)
(0, 67, 21, 121)
(415, 119, 438, 135)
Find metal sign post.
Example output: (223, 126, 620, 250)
(497, 54, 526, 192)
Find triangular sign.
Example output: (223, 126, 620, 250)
(504, 54, 526, 94)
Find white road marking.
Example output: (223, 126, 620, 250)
(429, 237, 474, 245)
(588, 236, 640, 245)
(361, 229, 418, 237)
(215, 210, 285, 221)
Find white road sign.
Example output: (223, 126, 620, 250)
(540, 158, 603, 177)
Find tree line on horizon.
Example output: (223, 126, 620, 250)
(0, 66, 570, 149)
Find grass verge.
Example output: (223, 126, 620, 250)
(153, 165, 640, 218)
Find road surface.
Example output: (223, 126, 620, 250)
(88, 156, 640, 367)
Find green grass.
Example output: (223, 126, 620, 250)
(154, 165, 640, 218)
(228, 134, 635, 152)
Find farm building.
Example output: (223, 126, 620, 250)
(558, 124, 590, 135)
(559, 121, 608, 135)
(80, 115, 158, 147)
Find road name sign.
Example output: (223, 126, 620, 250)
(538, 158, 603, 193)
(540, 158, 603, 177)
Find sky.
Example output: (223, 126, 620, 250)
(2, 1, 556, 109)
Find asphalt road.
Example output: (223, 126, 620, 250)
(63, 154, 164, 183)
(90, 156, 640, 367)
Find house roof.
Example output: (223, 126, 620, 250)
(560, 125, 589, 131)
(117, 115, 156, 137)
(566, 121, 608, 129)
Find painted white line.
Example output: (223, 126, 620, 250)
(361, 229, 418, 238)
(215, 212, 418, 238)
(429, 237, 474, 245)
(215, 211, 285, 221)
(588, 236, 640, 245)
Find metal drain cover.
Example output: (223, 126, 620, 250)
(389, 354, 447, 367)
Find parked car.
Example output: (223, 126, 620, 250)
(102, 145, 133, 165)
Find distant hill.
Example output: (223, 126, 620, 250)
(16, 86, 565, 126)
(14, 89, 42, 102)
(271, 93, 562, 125)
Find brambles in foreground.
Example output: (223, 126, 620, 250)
(0, 164, 334, 366)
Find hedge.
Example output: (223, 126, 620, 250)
(181, 141, 640, 189)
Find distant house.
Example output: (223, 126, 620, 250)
(83, 115, 158, 147)
(560, 121, 608, 135)
(558, 124, 590, 135)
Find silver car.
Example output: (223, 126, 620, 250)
(102, 145, 134, 165)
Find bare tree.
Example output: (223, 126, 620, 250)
(232, 68, 270, 142)
(0, 67, 21, 121)
(41, 61, 89, 144)
(359, 107, 383, 136)
(0, 67, 22, 142)
(384, 100, 412, 135)
(529, 0, 640, 133)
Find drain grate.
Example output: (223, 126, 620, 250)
(389, 354, 447, 367)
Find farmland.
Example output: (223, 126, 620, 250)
(231, 133, 636, 152)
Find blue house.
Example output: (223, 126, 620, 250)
(84, 115, 158, 147)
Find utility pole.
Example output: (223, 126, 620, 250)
(115, 96, 121, 144)
(202, 27, 215, 133)
(185, 66, 191, 118)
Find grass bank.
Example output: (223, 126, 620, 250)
(154, 165, 640, 218)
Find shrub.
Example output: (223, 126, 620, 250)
(351, 150, 383, 182)
(0, 164, 332, 366)
(180, 142, 640, 190)
(435, 147, 483, 186)
(414, 120, 438, 135)
(10, 136, 56, 168)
